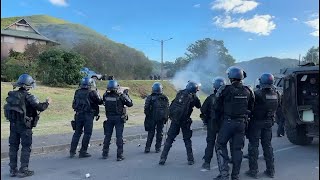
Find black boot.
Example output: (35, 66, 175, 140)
(102, 151, 109, 159)
(202, 162, 210, 170)
(213, 174, 229, 180)
(10, 168, 18, 177)
(245, 170, 258, 179)
(264, 170, 275, 178)
(188, 159, 195, 165)
(117, 154, 125, 161)
(155, 148, 161, 153)
(79, 152, 91, 158)
(159, 157, 166, 165)
(144, 147, 150, 153)
(69, 152, 76, 158)
(17, 167, 34, 178)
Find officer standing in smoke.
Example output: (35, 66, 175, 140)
(4, 74, 51, 178)
(70, 77, 103, 158)
(213, 67, 255, 180)
(200, 77, 226, 170)
(102, 80, 133, 161)
(245, 73, 280, 178)
(159, 81, 201, 165)
(144, 82, 169, 153)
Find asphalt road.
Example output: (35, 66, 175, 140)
(1, 130, 319, 180)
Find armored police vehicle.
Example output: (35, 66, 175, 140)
(274, 63, 319, 145)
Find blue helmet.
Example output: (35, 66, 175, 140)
(186, 81, 200, 93)
(213, 77, 226, 90)
(107, 80, 119, 91)
(259, 73, 274, 89)
(13, 74, 36, 89)
(80, 77, 95, 89)
(152, 82, 163, 94)
(226, 66, 246, 80)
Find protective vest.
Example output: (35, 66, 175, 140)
(169, 90, 192, 121)
(72, 89, 92, 112)
(104, 93, 124, 116)
(4, 91, 27, 122)
(252, 89, 279, 120)
(223, 85, 250, 118)
(150, 94, 169, 121)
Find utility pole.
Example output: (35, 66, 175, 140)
(151, 38, 173, 80)
(299, 54, 301, 65)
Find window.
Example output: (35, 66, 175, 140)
(3, 36, 15, 43)
(28, 39, 36, 44)
(16, 25, 30, 31)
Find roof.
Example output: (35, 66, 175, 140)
(1, 18, 59, 44)
(280, 65, 319, 75)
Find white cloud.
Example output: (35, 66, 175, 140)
(305, 18, 319, 37)
(112, 26, 122, 31)
(213, 14, 276, 35)
(49, 0, 68, 7)
(248, 38, 253, 40)
(211, 0, 259, 14)
(73, 10, 87, 17)
(292, 17, 298, 21)
(193, 4, 201, 8)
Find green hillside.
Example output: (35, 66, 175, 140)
(1, 15, 134, 50)
(236, 57, 299, 85)
(1, 15, 152, 79)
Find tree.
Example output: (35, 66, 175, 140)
(73, 40, 153, 80)
(304, 46, 319, 64)
(37, 49, 85, 86)
(185, 38, 235, 69)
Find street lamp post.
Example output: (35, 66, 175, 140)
(151, 38, 173, 80)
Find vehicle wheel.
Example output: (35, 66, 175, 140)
(285, 124, 313, 145)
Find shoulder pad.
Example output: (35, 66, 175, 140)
(26, 93, 40, 104)
(244, 85, 254, 94)
(215, 85, 228, 98)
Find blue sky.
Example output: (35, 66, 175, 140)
(1, 0, 319, 62)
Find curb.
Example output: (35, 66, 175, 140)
(1, 127, 205, 160)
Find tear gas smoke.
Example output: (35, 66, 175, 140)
(170, 46, 228, 94)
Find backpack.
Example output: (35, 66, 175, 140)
(151, 95, 169, 121)
(4, 91, 27, 122)
(169, 90, 192, 121)
(72, 89, 92, 112)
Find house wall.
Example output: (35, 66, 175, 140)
(1, 35, 47, 60)
(8, 24, 34, 32)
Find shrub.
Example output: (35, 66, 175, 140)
(37, 49, 85, 86)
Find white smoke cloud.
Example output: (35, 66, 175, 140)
(170, 46, 228, 93)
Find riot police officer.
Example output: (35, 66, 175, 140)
(159, 81, 201, 165)
(214, 67, 255, 180)
(4, 74, 51, 177)
(102, 80, 133, 161)
(144, 82, 169, 153)
(70, 77, 103, 158)
(245, 73, 280, 178)
(201, 77, 226, 170)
